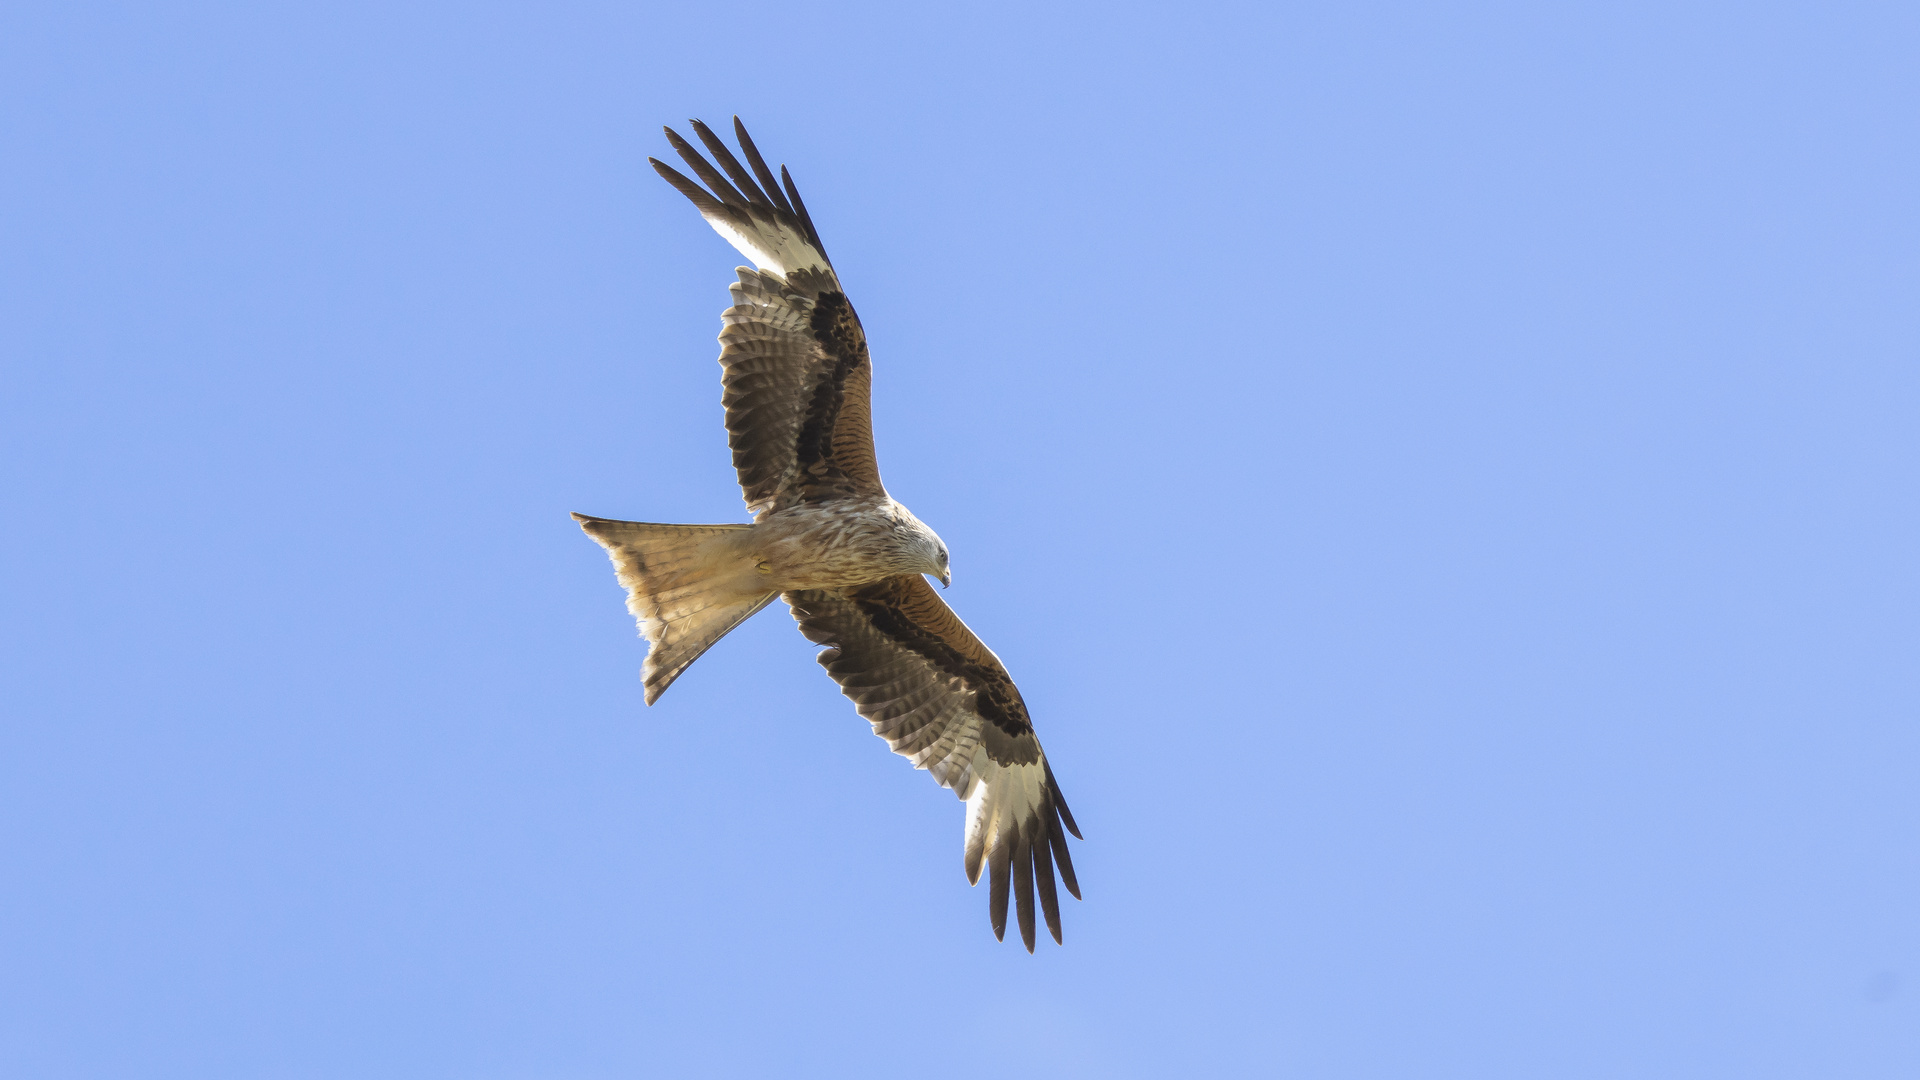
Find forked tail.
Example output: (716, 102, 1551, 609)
(572, 513, 776, 704)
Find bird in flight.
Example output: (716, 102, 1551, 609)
(574, 119, 1081, 950)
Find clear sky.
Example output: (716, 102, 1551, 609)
(3, 2, 1915, 1077)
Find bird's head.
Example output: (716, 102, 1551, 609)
(892, 502, 952, 588)
(931, 540, 952, 588)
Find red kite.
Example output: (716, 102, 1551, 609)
(575, 119, 1080, 950)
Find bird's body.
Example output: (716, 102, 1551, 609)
(575, 119, 1079, 950)
(753, 496, 948, 591)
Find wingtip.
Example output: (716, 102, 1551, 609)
(1048, 766, 1084, 840)
(659, 125, 694, 155)
(731, 117, 793, 215)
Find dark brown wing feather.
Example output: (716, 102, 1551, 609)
(653, 119, 884, 516)
(785, 575, 1081, 951)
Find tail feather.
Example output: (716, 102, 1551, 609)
(573, 513, 776, 704)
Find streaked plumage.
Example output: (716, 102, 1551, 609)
(573, 119, 1080, 950)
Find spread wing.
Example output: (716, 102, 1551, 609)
(651, 119, 884, 518)
(785, 576, 1083, 951)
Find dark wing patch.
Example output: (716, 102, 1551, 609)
(786, 576, 1081, 951)
(843, 576, 1036, 744)
(792, 293, 882, 501)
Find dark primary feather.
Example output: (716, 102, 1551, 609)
(656, 118, 828, 265)
(779, 164, 828, 262)
(689, 118, 776, 211)
(649, 157, 729, 218)
(732, 117, 793, 214)
(663, 126, 753, 211)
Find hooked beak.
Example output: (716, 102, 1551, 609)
(937, 569, 951, 589)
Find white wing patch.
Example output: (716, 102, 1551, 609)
(704, 211, 830, 278)
(960, 753, 1048, 883)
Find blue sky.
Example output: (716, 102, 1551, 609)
(3, 2, 1916, 1077)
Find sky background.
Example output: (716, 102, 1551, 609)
(2, 2, 1916, 1077)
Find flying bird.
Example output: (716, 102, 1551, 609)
(573, 119, 1081, 950)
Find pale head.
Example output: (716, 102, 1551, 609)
(889, 501, 951, 588)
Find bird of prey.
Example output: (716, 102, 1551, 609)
(573, 119, 1081, 950)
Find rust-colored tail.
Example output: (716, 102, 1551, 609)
(572, 513, 776, 704)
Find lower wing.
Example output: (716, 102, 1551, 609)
(785, 575, 1081, 951)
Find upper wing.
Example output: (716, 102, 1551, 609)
(784, 575, 1082, 951)
(651, 119, 884, 517)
